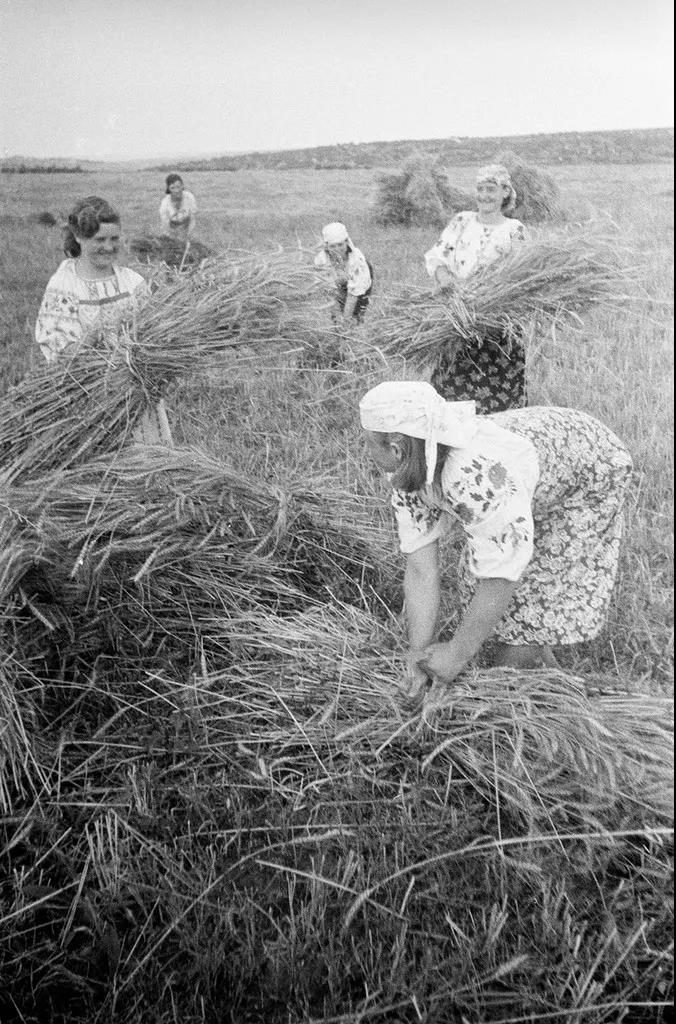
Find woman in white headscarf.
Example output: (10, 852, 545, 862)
(360, 381, 632, 699)
(423, 164, 528, 414)
(314, 222, 373, 323)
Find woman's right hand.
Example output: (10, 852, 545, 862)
(434, 265, 454, 290)
(405, 649, 432, 701)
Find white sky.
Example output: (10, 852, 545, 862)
(1, 0, 673, 160)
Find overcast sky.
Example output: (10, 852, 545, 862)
(1, 0, 673, 160)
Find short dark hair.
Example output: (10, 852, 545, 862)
(372, 432, 450, 493)
(165, 173, 184, 193)
(63, 196, 120, 257)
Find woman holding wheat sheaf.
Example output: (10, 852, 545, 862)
(424, 164, 527, 413)
(35, 195, 172, 444)
(360, 381, 633, 704)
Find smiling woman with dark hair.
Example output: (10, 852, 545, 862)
(35, 196, 146, 364)
(35, 195, 173, 444)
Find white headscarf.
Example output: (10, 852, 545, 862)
(359, 381, 477, 486)
(321, 222, 353, 247)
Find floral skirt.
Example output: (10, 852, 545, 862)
(430, 331, 527, 414)
(457, 408, 633, 646)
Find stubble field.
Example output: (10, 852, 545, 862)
(0, 162, 673, 1023)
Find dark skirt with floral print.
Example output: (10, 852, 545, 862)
(455, 408, 633, 645)
(430, 329, 527, 414)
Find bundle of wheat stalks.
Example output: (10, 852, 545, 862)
(367, 234, 637, 367)
(0, 250, 334, 483)
(200, 602, 674, 831)
(128, 232, 214, 267)
(1, 446, 397, 680)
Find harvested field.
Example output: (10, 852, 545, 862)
(0, 163, 672, 1023)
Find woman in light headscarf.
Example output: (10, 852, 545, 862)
(360, 381, 632, 700)
(314, 222, 373, 323)
(423, 164, 527, 414)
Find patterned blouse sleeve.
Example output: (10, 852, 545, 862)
(35, 275, 83, 364)
(346, 249, 372, 296)
(391, 487, 447, 554)
(442, 454, 534, 580)
(424, 215, 463, 277)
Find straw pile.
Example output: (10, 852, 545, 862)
(0, 250, 334, 483)
(128, 233, 214, 267)
(366, 233, 635, 367)
(496, 149, 563, 223)
(0, 447, 398, 687)
(374, 154, 473, 227)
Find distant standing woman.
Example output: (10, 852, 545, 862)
(35, 195, 172, 443)
(159, 173, 197, 242)
(424, 164, 527, 414)
(314, 222, 373, 323)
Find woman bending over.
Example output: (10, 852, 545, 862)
(360, 381, 632, 699)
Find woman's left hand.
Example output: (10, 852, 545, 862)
(417, 640, 468, 685)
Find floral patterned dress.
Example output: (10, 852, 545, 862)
(424, 212, 527, 414)
(391, 407, 633, 645)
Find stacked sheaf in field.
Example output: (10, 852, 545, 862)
(374, 153, 475, 227)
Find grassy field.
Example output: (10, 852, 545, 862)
(0, 163, 673, 1023)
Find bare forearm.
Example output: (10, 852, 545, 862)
(419, 576, 518, 686)
(404, 555, 441, 650)
(453, 577, 517, 662)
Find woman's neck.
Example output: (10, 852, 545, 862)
(76, 257, 115, 280)
(477, 211, 506, 226)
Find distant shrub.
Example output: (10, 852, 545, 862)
(494, 150, 563, 223)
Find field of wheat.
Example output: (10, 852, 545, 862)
(0, 163, 673, 1024)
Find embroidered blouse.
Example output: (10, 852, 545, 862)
(35, 259, 146, 364)
(391, 412, 540, 581)
(424, 211, 526, 280)
(314, 246, 372, 296)
(159, 190, 197, 236)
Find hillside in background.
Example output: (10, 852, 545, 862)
(1, 127, 673, 174)
(153, 127, 674, 172)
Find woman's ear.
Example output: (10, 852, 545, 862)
(389, 438, 405, 464)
